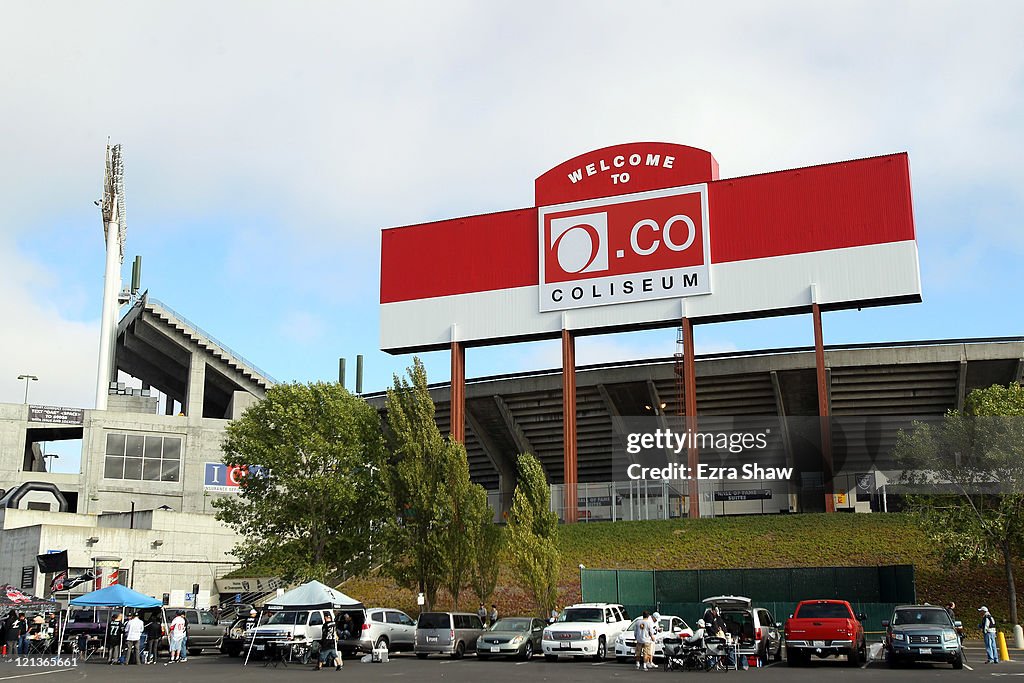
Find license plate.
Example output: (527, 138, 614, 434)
(255, 645, 264, 651)
(427, 636, 437, 642)
(812, 641, 825, 647)
(491, 646, 500, 653)
(626, 648, 634, 655)
(919, 648, 932, 655)
(560, 642, 570, 649)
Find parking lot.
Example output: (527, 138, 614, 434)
(2, 643, 1024, 683)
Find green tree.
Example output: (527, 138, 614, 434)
(893, 382, 1024, 625)
(382, 358, 452, 610)
(505, 453, 560, 616)
(469, 493, 504, 607)
(441, 438, 478, 610)
(213, 382, 387, 583)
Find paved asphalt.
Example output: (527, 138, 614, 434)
(1, 643, 1022, 683)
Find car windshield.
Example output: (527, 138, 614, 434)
(797, 604, 851, 619)
(559, 608, 603, 623)
(892, 609, 952, 627)
(418, 613, 451, 629)
(265, 611, 301, 625)
(70, 609, 110, 623)
(490, 619, 530, 632)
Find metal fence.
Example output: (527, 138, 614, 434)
(581, 565, 915, 630)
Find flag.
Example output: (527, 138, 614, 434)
(36, 550, 68, 574)
(64, 570, 95, 591)
(50, 571, 68, 593)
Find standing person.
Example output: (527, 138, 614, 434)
(107, 613, 125, 664)
(477, 604, 487, 626)
(489, 604, 498, 628)
(549, 607, 559, 624)
(144, 613, 162, 664)
(644, 612, 660, 670)
(946, 603, 963, 644)
(179, 613, 190, 662)
(4, 613, 19, 661)
(165, 611, 186, 664)
(125, 612, 144, 664)
(633, 610, 651, 670)
(316, 612, 341, 671)
(16, 613, 29, 656)
(244, 609, 258, 632)
(979, 606, 998, 664)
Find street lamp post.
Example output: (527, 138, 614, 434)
(17, 374, 38, 404)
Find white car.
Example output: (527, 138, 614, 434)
(542, 603, 631, 661)
(614, 615, 693, 662)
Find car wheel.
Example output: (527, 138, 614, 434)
(847, 642, 861, 666)
(786, 648, 803, 667)
(773, 641, 783, 662)
(451, 641, 465, 659)
(416, 652, 428, 659)
(886, 651, 898, 669)
(375, 636, 388, 651)
(953, 653, 964, 670)
(592, 636, 606, 662)
(544, 654, 558, 662)
(521, 641, 533, 660)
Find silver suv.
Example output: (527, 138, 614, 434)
(358, 608, 416, 653)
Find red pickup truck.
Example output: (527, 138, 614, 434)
(784, 600, 867, 667)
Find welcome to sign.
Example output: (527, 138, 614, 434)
(380, 142, 919, 353)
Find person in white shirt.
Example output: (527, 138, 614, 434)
(166, 611, 187, 664)
(633, 611, 652, 670)
(644, 612, 661, 670)
(125, 613, 145, 665)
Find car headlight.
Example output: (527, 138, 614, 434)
(892, 633, 905, 641)
(543, 630, 552, 640)
(581, 629, 597, 641)
(944, 631, 958, 642)
(510, 636, 524, 645)
(615, 633, 624, 644)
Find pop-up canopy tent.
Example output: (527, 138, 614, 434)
(69, 584, 161, 609)
(264, 580, 362, 611)
(0, 584, 57, 610)
(66, 584, 162, 659)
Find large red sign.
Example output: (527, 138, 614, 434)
(539, 185, 710, 311)
(380, 146, 919, 354)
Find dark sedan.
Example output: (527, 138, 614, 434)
(476, 618, 545, 660)
(883, 605, 963, 669)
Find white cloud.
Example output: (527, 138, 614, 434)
(0, 236, 98, 407)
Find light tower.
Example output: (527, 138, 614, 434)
(95, 143, 127, 410)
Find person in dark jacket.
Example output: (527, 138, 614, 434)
(316, 613, 341, 671)
(3, 614, 19, 660)
(144, 614, 162, 664)
(107, 613, 125, 664)
(16, 613, 29, 656)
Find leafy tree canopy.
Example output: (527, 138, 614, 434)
(214, 381, 387, 583)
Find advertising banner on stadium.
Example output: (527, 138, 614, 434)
(380, 143, 920, 353)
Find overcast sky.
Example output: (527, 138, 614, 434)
(2, 2, 1023, 470)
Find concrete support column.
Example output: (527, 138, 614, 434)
(682, 316, 700, 519)
(450, 340, 465, 443)
(185, 352, 206, 418)
(812, 302, 835, 513)
(562, 328, 578, 524)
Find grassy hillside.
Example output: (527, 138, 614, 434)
(342, 513, 1017, 632)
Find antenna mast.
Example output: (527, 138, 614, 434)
(95, 142, 127, 410)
